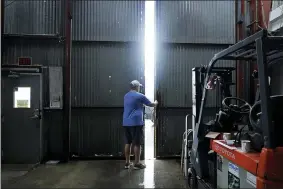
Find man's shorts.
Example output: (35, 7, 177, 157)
(123, 126, 144, 145)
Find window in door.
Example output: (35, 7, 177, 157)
(13, 87, 31, 108)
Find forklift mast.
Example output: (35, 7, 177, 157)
(192, 67, 235, 137)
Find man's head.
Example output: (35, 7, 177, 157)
(130, 80, 142, 92)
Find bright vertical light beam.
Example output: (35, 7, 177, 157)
(144, 1, 155, 188)
(144, 1, 155, 102)
(144, 0, 155, 160)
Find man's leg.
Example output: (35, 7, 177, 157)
(125, 144, 131, 164)
(133, 144, 141, 164)
(124, 127, 133, 169)
(133, 126, 146, 169)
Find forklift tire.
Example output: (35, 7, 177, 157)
(187, 167, 197, 189)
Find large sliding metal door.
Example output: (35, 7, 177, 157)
(70, 1, 145, 158)
(155, 1, 236, 158)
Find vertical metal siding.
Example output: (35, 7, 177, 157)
(70, 109, 124, 157)
(155, 1, 236, 157)
(156, 108, 218, 157)
(4, 0, 61, 34)
(156, 44, 236, 108)
(271, 63, 283, 95)
(4, 0, 63, 160)
(3, 39, 64, 159)
(270, 31, 283, 95)
(156, 1, 235, 44)
(72, 0, 145, 42)
(156, 109, 191, 157)
(3, 39, 64, 66)
(272, 0, 283, 10)
(71, 43, 144, 107)
(44, 111, 64, 159)
(69, 0, 146, 159)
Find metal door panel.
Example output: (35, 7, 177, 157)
(2, 74, 42, 164)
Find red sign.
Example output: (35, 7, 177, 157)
(213, 143, 236, 160)
(18, 57, 32, 65)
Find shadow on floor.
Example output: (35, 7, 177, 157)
(2, 160, 187, 188)
(2, 164, 38, 183)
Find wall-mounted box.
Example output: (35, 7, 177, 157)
(49, 67, 63, 109)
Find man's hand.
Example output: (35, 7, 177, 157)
(154, 100, 158, 105)
(154, 100, 158, 106)
(148, 100, 158, 107)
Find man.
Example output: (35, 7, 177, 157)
(123, 80, 158, 169)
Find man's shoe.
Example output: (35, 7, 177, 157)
(133, 163, 146, 170)
(124, 162, 132, 169)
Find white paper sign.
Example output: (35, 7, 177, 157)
(246, 172, 256, 188)
(228, 162, 239, 177)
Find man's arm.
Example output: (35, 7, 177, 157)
(140, 94, 158, 107)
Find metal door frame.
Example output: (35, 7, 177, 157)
(2, 66, 44, 162)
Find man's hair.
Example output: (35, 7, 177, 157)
(130, 84, 138, 90)
(130, 80, 141, 90)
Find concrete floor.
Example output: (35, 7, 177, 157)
(2, 160, 187, 188)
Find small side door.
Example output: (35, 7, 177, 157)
(2, 73, 42, 164)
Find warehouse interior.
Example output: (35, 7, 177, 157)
(1, 0, 283, 188)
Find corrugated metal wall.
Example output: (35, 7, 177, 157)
(3, 39, 63, 66)
(156, 1, 235, 44)
(272, 0, 283, 10)
(70, 1, 145, 157)
(4, 0, 61, 34)
(155, 1, 236, 157)
(3, 0, 64, 160)
(3, 0, 145, 159)
(156, 107, 218, 157)
(270, 5, 283, 95)
(72, 1, 144, 41)
(70, 109, 124, 157)
(270, 29, 283, 95)
(4, 0, 237, 159)
(71, 42, 144, 107)
(156, 44, 236, 108)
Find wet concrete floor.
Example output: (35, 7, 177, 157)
(2, 160, 187, 188)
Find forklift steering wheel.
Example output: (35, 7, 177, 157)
(222, 97, 251, 114)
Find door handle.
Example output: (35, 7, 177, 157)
(30, 115, 40, 119)
(30, 109, 41, 120)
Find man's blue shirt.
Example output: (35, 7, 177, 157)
(123, 91, 151, 126)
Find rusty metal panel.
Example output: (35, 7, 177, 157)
(156, 1, 235, 44)
(72, 0, 145, 42)
(71, 43, 144, 107)
(70, 108, 124, 157)
(156, 44, 236, 108)
(4, 0, 61, 34)
(3, 39, 64, 66)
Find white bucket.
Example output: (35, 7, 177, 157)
(241, 140, 251, 153)
(223, 133, 232, 141)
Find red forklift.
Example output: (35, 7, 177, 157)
(186, 29, 283, 189)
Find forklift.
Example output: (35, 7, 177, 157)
(186, 29, 283, 189)
(182, 66, 235, 178)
